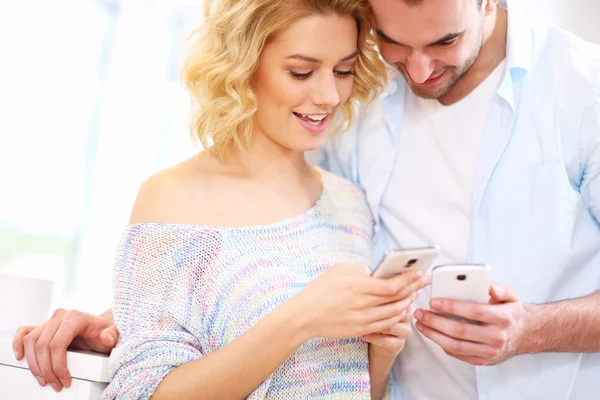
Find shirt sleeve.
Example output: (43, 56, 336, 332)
(102, 225, 208, 400)
(579, 86, 600, 224)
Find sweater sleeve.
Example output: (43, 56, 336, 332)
(102, 224, 220, 400)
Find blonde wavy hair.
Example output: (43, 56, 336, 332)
(182, 0, 387, 156)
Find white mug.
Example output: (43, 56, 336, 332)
(0, 273, 55, 335)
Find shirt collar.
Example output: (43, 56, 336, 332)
(504, 0, 533, 73)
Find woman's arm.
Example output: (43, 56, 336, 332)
(152, 297, 309, 399)
(104, 222, 314, 399)
(363, 307, 418, 399)
(369, 348, 396, 400)
(106, 176, 423, 399)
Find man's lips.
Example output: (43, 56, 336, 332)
(414, 69, 447, 87)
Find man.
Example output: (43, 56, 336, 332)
(14, 0, 600, 398)
(316, 0, 600, 398)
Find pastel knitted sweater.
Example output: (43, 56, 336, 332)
(102, 169, 381, 399)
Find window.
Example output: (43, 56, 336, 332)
(0, 0, 202, 313)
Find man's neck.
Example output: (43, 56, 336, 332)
(439, 7, 508, 105)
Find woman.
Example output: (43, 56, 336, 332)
(103, 0, 429, 399)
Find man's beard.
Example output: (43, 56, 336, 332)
(402, 32, 484, 100)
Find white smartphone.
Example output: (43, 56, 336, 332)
(430, 264, 491, 312)
(370, 245, 440, 279)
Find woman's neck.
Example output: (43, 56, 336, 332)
(213, 133, 315, 186)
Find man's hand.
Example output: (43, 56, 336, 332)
(414, 284, 530, 366)
(12, 309, 118, 392)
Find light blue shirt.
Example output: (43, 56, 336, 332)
(310, 2, 600, 399)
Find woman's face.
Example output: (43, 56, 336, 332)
(252, 13, 358, 153)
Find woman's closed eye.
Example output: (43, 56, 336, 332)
(289, 71, 313, 80)
(288, 70, 354, 81)
(334, 69, 354, 78)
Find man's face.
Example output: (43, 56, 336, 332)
(370, 0, 485, 99)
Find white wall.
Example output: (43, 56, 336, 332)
(517, 0, 600, 43)
(561, 1, 600, 43)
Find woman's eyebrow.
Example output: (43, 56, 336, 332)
(286, 49, 360, 64)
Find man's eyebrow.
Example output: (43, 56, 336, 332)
(377, 29, 405, 46)
(286, 50, 360, 64)
(377, 29, 466, 47)
(427, 31, 465, 46)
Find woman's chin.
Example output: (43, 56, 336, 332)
(297, 137, 329, 153)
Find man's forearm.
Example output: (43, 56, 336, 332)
(520, 291, 600, 354)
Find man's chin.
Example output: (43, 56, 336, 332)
(399, 69, 457, 100)
(408, 83, 449, 100)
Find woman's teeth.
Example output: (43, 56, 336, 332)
(295, 113, 327, 125)
(304, 114, 327, 121)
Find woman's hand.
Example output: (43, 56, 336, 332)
(362, 308, 415, 359)
(295, 264, 429, 340)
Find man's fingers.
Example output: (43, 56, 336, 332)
(489, 284, 519, 304)
(13, 326, 35, 361)
(415, 321, 499, 358)
(35, 317, 64, 391)
(414, 310, 503, 345)
(100, 326, 119, 348)
(427, 299, 505, 325)
(22, 327, 46, 387)
(50, 317, 89, 389)
(444, 350, 490, 366)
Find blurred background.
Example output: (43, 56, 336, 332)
(0, 0, 599, 315)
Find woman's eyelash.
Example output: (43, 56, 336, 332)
(289, 70, 354, 80)
(289, 71, 313, 80)
(334, 70, 354, 78)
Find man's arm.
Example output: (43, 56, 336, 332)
(13, 308, 119, 392)
(510, 83, 600, 355)
(522, 291, 600, 353)
(416, 86, 600, 365)
(415, 285, 600, 366)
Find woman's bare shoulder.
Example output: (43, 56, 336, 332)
(128, 152, 222, 225)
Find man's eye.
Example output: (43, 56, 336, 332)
(439, 39, 458, 47)
(380, 35, 397, 45)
